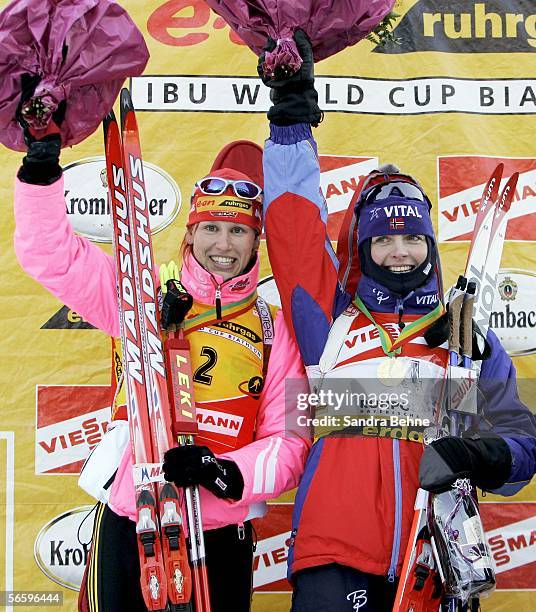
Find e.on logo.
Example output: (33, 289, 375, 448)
(147, 0, 246, 47)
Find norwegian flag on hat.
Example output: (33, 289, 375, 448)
(390, 217, 405, 230)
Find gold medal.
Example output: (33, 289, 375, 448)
(377, 357, 408, 387)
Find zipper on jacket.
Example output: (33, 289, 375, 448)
(237, 522, 245, 541)
(387, 439, 403, 583)
(396, 298, 405, 330)
(215, 285, 222, 320)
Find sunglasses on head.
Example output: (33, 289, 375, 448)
(195, 177, 263, 200)
(363, 180, 428, 204)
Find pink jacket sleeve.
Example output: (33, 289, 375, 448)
(13, 176, 120, 337)
(220, 309, 312, 505)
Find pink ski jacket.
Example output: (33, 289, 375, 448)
(14, 175, 311, 529)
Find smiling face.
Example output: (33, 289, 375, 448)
(186, 221, 260, 281)
(370, 234, 428, 273)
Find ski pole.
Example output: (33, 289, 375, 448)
(181, 435, 212, 612)
(166, 332, 212, 612)
(434, 277, 469, 612)
(460, 282, 476, 431)
(460, 282, 475, 370)
(448, 276, 466, 435)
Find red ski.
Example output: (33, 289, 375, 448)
(104, 88, 211, 611)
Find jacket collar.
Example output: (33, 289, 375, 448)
(357, 272, 441, 315)
(180, 251, 259, 306)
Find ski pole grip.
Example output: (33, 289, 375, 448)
(448, 291, 464, 356)
(165, 336, 199, 436)
(461, 282, 476, 359)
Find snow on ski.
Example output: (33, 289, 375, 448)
(104, 89, 197, 611)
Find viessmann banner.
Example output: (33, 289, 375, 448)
(0, 0, 535, 610)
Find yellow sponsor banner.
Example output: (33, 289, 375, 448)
(0, 0, 534, 610)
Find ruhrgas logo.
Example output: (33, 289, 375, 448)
(374, 1, 536, 54)
(437, 156, 536, 242)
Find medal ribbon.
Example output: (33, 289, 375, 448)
(183, 291, 258, 334)
(353, 296, 444, 357)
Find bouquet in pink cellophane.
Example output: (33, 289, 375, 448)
(204, 0, 396, 80)
(0, 0, 149, 151)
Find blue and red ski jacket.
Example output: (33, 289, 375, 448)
(263, 122, 536, 579)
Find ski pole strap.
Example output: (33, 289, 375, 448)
(353, 296, 444, 356)
(183, 292, 258, 334)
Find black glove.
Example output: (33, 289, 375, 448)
(163, 445, 244, 501)
(424, 312, 491, 361)
(419, 433, 512, 493)
(16, 73, 66, 185)
(258, 30, 322, 127)
(161, 279, 193, 330)
(17, 134, 62, 185)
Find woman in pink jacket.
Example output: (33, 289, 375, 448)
(13, 128, 311, 612)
